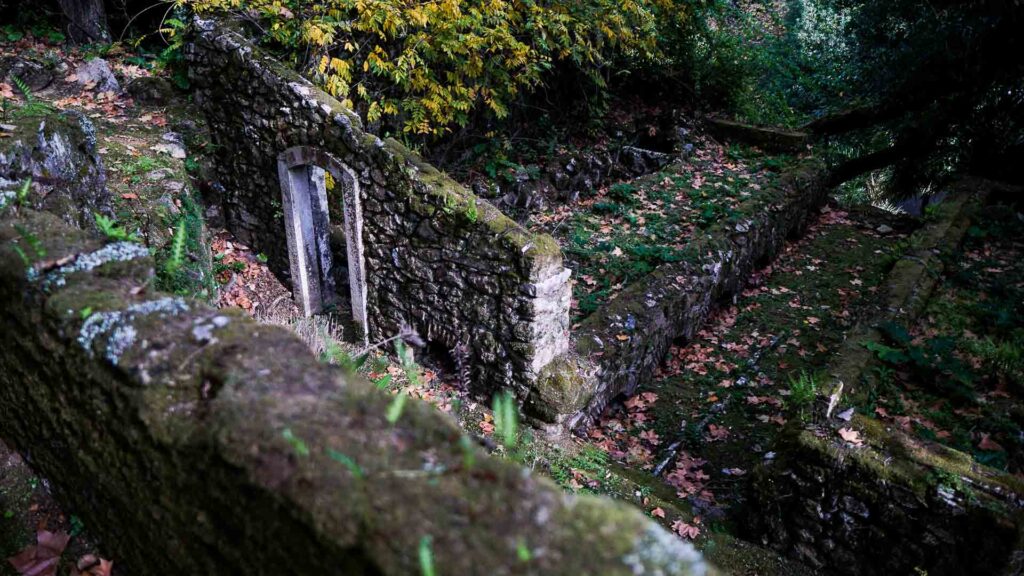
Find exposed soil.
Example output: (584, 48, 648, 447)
(0, 442, 108, 576)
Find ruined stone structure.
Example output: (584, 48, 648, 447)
(0, 110, 109, 229)
(0, 195, 709, 575)
(186, 19, 572, 398)
(746, 184, 1024, 576)
(524, 163, 833, 430)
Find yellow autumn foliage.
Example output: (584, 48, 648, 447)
(183, 0, 692, 135)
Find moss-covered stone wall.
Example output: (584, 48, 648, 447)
(744, 181, 1024, 575)
(0, 196, 712, 575)
(0, 110, 109, 229)
(526, 162, 831, 430)
(184, 19, 571, 400)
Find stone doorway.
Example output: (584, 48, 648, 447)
(277, 146, 367, 344)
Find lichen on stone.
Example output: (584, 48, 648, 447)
(623, 524, 709, 576)
(78, 297, 189, 365)
(39, 241, 150, 288)
(0, 190, 15, 211)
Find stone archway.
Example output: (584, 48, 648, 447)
(277, 146, 367, 344)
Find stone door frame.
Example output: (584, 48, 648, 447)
(277, 146, 368, 344)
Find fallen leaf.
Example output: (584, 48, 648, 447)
(7, 530, 69, 576)
(979, 433, 1005, 452)
(838, 427, 863, 446)
(651, 507, 665, 518)
(671, 519, 700, 539)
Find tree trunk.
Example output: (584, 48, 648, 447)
(57, 0, 111, 44)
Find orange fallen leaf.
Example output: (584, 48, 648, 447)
(671, 519, 700, 539)
(7, 530, 69, 576)
(838, 427, 863, 446)
(979, 433, 1005, 452)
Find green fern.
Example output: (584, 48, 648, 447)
(16, 178, 31, 206)
(164, 218, 187, 274)
(93, 213, 138, 242)
(10, 75, 32, 102)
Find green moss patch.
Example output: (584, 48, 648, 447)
(853, 203, 1024, 473)
(584, 204, 911, 528)
(529, 138, 798, 320)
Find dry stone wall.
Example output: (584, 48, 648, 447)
(745, 183, 1023, 575)
(185, 19, 571, 400)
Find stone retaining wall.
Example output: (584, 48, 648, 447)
(525, 162, 831, 430)
(185, 19, 570, 400)
(744, 181, 1024, 575)
(0, 197, 709, 575)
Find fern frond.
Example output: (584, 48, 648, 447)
(165, 218, 187, 274)
(10, 75, 32, 102)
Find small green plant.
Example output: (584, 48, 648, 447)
(281, 427, 310, 457)
(12, 224, 45, 266)
(607, 182, 638, 205)
(386, 392, 409, 425)
(418, 536, 437, 576)
(465, 196, 479, 223)
(164, 218, 187, 275)
(93, 213, 139, 242)
(16, 178, 31, 206)
(326, 448, 364, 478)
(11, 75, 31, 100)
(2, 24, 24, 42)
(9, 75, 53, 118)
(492, 391, 519, 449)
(865, 322, 976, 402)
(458, 435, 476, 471)
(516, 539, 532, 562)
(787, 370, 819, 409)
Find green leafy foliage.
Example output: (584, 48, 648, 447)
(93, 213, 139, 242)
(866, 322, 976, 403)
(281, 427, 310, 456)
(164, 218, 187, 275)
(492, 391, 519, 449)
(787, 370, 818, 409)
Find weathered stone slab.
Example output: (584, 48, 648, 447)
(0, 203, 710, 576)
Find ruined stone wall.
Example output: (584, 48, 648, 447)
(525, 163, 831, 430)
(0, 197, 708, 575)
(0, 110, 109, 229)
(745, 184, 1023, 575)
(747, 426, 1022, 576)
(184, 19, 570, 399)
